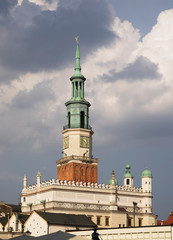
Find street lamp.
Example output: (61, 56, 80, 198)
(133, 202, 137, 227)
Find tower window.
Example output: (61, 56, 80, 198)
(76, 82, 78, 90)
(80, 111, 84, 128)
(68, 112, 71, 128)
(126, 179, 130, 185)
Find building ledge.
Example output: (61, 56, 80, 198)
(56, 155, 99, 165)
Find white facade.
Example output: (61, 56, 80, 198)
(25, 211, 48, 237)
(4, 214, 21, 232)
(21, 173, 156, 228)
(2, 213, 27, 232)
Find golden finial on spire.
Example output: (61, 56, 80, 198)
(75, 36, 79, 44)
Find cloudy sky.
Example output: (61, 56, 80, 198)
(0, 0, 173, 220)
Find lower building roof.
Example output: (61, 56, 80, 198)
(35, 211, 96, 228)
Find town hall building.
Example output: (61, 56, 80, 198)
(21, 40, 157, 228)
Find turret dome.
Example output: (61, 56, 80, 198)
(142, 169, 152, 177)
(108, 178, 118, 185)
(124, 164, 133, 178)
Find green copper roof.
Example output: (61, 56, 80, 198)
(64, 38, 91, 130)
(124, 164, 133, 178)
(142, 169, 152, 177)
(71, 37, 85, 80)
(108, 178, 118, 185)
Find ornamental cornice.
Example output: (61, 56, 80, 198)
(56, 155, 99, 165)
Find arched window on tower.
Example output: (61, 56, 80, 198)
(75, 81, 78, 97)
(80, 111, 84, 128)
(126, 179, 130, 185)
(79, 82, 82, 98)
(68, 112, 71, 128)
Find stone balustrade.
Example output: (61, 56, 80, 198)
(26, 179, 142, 192)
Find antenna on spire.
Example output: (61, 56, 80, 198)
(75, 36, 79, 44)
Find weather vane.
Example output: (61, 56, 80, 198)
(75, 36, 79, 44)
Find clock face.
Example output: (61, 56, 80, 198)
(80, 136, 89, 148)
(63, 136, 69, 149)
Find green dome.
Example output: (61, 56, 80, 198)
(142, 169, 152, 177)
(124, 164, 133, 178)
(108, 178, 118, 185)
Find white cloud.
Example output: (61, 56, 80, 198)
(82, 17, 140, 82)
(24, 0, 59, 11)
(139, 9, 173, 85)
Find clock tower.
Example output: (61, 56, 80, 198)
(56, 39, 98, 183)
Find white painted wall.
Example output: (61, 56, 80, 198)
(63, 128, 92, 157)
(70, 225, 172, 240)
(24, 212, 48, 237)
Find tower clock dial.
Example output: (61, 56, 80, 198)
(63, 136, 69, 149)
(80, 136, 89, 148)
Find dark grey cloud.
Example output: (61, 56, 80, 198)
(0, 0, 116, 84)
(45, 0, 56, 4)
(0, 0, 17, 16)
(100, 56, 161, 82)
(11, 82, 56, 109)
(0, 81, 64, 164)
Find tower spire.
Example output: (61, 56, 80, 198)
(65, 38, 91, 129)
(71, 37, 85, 80)
(74, 36, 81, 75)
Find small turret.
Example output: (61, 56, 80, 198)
(109, 170, 118, 185)
(37, 170, 41, 187)
(109, 170, 118, 211)
(124, 164, 134, 187)
(141, 169, 152, 213)
(23, 174, 27, 189)
(142, 169, 152, 193)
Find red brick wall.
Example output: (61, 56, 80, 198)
(57, 162, 97, 183)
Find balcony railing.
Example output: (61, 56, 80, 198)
(63, 125, 92, 130)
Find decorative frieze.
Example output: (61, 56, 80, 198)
(25, 179, 142, 193)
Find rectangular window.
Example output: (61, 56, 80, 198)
(128, 218, 132, 227)
(119, 224, 121, 228)
(139, 219, 142, 226)
(105, 217, 109, 226)
(97, 216, 101, 225)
